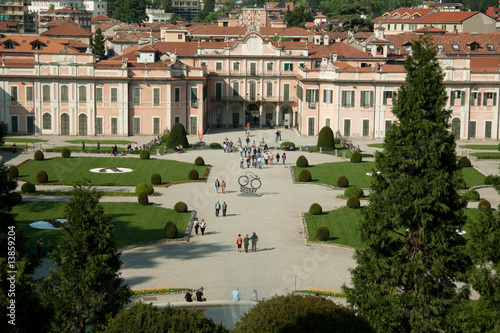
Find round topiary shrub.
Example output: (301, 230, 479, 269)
(458, 156, 472, 168)
(309, 203, 322, 215)
(478, 199, 491, 210)
(347, 194, 360, 209)
(344, 186, 364, 198)
(296, 155, 309, 167)
(163, 221, 178, 239)
(34, 150, 44, 161)
(7, 166, 18, 179)
(337, 175, 349, 188)
(188, 169, 199, 180)
(280, 141, 295, 150)
(138, 191, 149, 205)
(166, 123, 189, 148)
(8, 192, 22, 206)
(463, 190, 480, 201)
(484, 174, 496, 185)
(194, 156, 205, 166)
(298, 169, 312, 182)
(316, 226, 330, 241)
(135, 183, 154, 195)
(140, 149, 150, 159)
(151, 173, 162, 185)
(317, 126, 335, 150)
(21, 182, 35, 193)
(61, 147, 71, 158)
(210, 142, 222, 149)
(350, 151, 362, 163)
(36, 170, 48, 183)
(174, 201, 188, 213)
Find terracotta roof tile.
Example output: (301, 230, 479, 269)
(0, 36, 81, 54)
(419, 11, 480, 23)
(91, 15, 115, 23)
(41, 21, 92, 37)
(373, 8, 434, 22)
(308, 42, 372, 59)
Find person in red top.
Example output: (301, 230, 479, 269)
(236, 234, 242, 252)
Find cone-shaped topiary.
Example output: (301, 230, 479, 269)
(188, 169, 199, 180)
(138, 191, 149, 205)
(296, 155, 308, 167)
(350, 151, 362, 163)
(163, 221, 178, 239)
(135, 183, 154, 195)
(140, 149, 150, 159)
(174, 201, 188, 213)
(36, 170, 48, 183)
(151, 173, 162, 185)
(347, 194, 360, 208)
(166, 123, 189, 148)
(317, 126, 335, 150)
(195, 156, 205, 166)
(337, 175, 349, 188)
(458, 156, 471, 168)
(298, 169, 312, 182)
(478, 199, 491, 210)
(344, 186, 364, 198)
(316, 226, 330, 241)
(21, 182, 35, 193)
(62, 147, 71, 158)
(34, 150, 44, 161)
(7, 166, 18, 179)
(309, 203, 322, 215)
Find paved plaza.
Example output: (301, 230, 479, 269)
(3, 128, 499, 307)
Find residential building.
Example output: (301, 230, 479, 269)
(173, 0, 202, 21)
(38, 8, 92, 33)
(146, 8, 173, 23)
(0, 0, 24, 32)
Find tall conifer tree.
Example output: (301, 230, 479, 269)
(343, 39, 471, 332)
(92, 28, 105, 58)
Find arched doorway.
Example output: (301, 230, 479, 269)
(79, 113, 88, 136)
(61, 113, 69, 135)
(279, 105, 292, 127)
(451, 118, 461, 140)
(245, 104, 259, 126)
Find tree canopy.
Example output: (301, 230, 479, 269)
(108, 0, 148, 23)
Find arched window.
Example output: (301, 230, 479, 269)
(79, 114, 88, 136)
(42, 113, 51, 130)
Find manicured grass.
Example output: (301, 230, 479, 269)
(54, 146, 126, 152)
(367, 143, 385, 149)
(472, 152, 500, 158)
(4, 138, 45, 143)
(460, 144, 498, 150)
(462, 167, 486, 187)
(17, 157, 207, 185)
(65, 140, 133, 144)
(13, 202, 190, 251)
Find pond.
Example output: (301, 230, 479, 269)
(201, 303, 255, 330)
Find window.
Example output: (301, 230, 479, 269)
(266, 82, 273, 97)
(471, 91, 481, 106)
(485, 121, 492, 138)
(178, 34, 182, 39)
(60, 86, 68, 102)
(296, 85, 302, 101)
(174, 87, 181, 102)
(10, 86, 18, 101)
(388, 44, 395, 51)
(233, 62, 240, 71)
(78, 86, 86, 102)
(174, 116, 180, 124)
(10, 116, 18, 133)
(43, 85, 50, 102)
(267, 62, 273, 71)
(133, 117, 141, 134)
(437, 44, 444, 51)
(215, 62, 222, 71)
(42, 113, 51, 130)
(342, 90, 354, 107)
(360, 91, 373, 107)
(232, 81, 239, 96)
(284, 63, 293, 71)
(153, 117, 160, 134)
(323, 89, 333, 104)
(344, 119, 351, 137)
(452, 44, 459, 51)
(133, 87, 141, 105)
(26, 86, 33, 101)
(362, 119, 369, 136)
(383, 91, 394, 105)
(250, 63, 257, 75)
(96, 87, 103, 102)
(200, 61, 206, 67)
(404, 45, 412, 52)
(483, 92, 497, 106)
(325, 118, 330, 127)
(111, 117, 118, 134)
(468, 121, 476, 138)
(110, 87, 118, 102)
(153, 87, 160, 106)
(95, 117, 103, 134)
(190, 87, 198, 106)
(366, 45, 372, 51)
(400, 24, 404, 30)
(487, 44, 494, 51)
(450, 90, 465, 106)
(305, 89, 318, 103)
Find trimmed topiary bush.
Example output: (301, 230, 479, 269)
(135, 183, 154, 195)
(334, 137, 341, 145)
(316, 226, 330, 241)
(188, 169, 199, 180)
(138, 191, 149, 205)
(347, 194, 360, 208)
(337, 175, 349, 188)
(194, 156, 205, 166)
(140, 149, 150, 159)
(317, 126, 335, 150)
(210, 142, 222, 149)
(350, 151, 362, 163)
(7, 166, 18, 179)
(166, 123, 189, 148)
(61, 147, 71, 158)
(174, 201, 188, 213)
(280, 141, 295, 150)
(161, 133, 169, 143)
(344, 186, 364, 198)
(458, 156, 471, 168)
(34, 150, 44, 161)
(309, 203, 322, 215)
(298, 169, 312, 182)
(463, 190, 480, 201)
(36, 170, 48, 183)
(151, 173, 162, 185)
(478, 199, 491, 210)
(484, 174, 496, 185)
(21, 182, 35, 193)
(163, 221, 178, 239)
(8, 192, 22, 206)
(296, 155, 308, 167)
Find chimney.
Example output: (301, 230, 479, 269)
(324, 35, 329, 45)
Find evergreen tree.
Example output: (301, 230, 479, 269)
(109, 0, 148, 23)
(343, 39, 471, 332)
(41, 180, 130, 333)
(193, 0, 214, 22)
(92, 28, 105, 58)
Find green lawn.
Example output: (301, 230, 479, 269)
(13, 202, 190, 252)
(54, 146, 126, 153)
(17, 157, 207, 185)
(367, 143, 385, 149)
(462, 167, 486, 187)
(460, 144, 498, 150)
(472, 152, 500, 158)
(65, 140, 134, 145)
(4, 138, 45, 143)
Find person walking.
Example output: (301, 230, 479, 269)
(221, 180, 226, 194)
(222, 202, 228, 217)
(276, 153, 280, 164)
(194, 218, 199, 235)
(251, 232, 259, 252)
(82, 141, 85, 150)
(215, 201, 221, 217)
(269, 153, 273, 165)
(246, 156, 251, 168)
(237, 234, 242, 252)
(200, 220, 206, 235)
(240, 156, 244, 168)
(215, 179, 220, 193)
(282, 152, 286, 165)
(97, 141, 100, 151)
(246, 137, 250, 148)
(243, 234, 250, 253)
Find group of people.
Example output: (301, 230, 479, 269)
(193, 218, 207, 236)
(215, 201, 228, 217)
(214, 179, 227, 194)
(231, 288, 258, 302)
(174, 145, 184, 153)
(184, 287, 206, 302)
(222, 138, 234, 153)
(236, 232, 259, 253)
(240, 150, 287, 169)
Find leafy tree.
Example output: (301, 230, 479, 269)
(41, 180, 130, 333)
(109, 0, 148, 23)
(102, 302, 229, 332)
(343, 38, 472, 332)
(152, 0, 174, 12)
(92, 28, 105, 58)
(284, 3, 313, 28)
(234, 294, 373, 332)
(194, 0, 215, 22)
